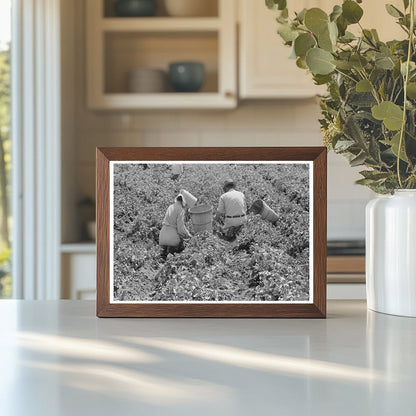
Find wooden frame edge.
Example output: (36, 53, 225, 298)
(96, 148, 110, 317)
(313, 147, 327, 318)
(96, 147, 327, 318)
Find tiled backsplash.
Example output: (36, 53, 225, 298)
(73, 100, 374, 240)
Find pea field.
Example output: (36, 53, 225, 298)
(112, 163, 311, 302)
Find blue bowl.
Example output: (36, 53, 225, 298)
(168, 62, 205, 93)
(114, 0, 157, 17)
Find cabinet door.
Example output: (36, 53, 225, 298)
(239, 0, 326, 99)
(239, 0, 404, 99)
(61, 253, 96, 300)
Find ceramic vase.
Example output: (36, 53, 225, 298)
(366, 190, 416, 317)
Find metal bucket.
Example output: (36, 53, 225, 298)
(251, 199, 279, 224)
(189, 204, 213, 233)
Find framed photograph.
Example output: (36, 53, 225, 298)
(96, 147, 327, 318)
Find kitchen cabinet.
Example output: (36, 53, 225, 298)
(86, 0, 237, 109)
(238, 0, 404, 99)
(61, 244, 96, 300)
(239, 0, 325, 99)
(86, 0, 404, 108)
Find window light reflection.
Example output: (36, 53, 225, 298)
(17, 332, 159, 363)
(20, 360, 230, 405)
(122, 337, 393, 383)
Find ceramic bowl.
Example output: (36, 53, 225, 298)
(168, 62, 205, 92)
(114, 0, 158, 17)
(128, 68, 167, 93)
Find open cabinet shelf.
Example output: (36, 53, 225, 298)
(86, 0, 237, 109)
(101, 17, 221, 31)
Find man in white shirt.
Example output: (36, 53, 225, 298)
(215, 179, 247, 240)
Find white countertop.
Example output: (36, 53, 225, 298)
(0, 300, 415, 415)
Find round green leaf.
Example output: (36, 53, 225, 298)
(385, 4, 403, 18)
(333, 60, 352, 70)
(407, 82, 416, 99)
(317, 22, 338, 52)
(336, 15, 348, 36)
(356, 79, 372, 92)
(318, 28, 333, 52)
(304, 8, 329, 35)
(371, 101, 404, 131)
(339, 31, 356, 43)
(296, 8, 307, 23)
(296, 57, 308, 69)
(266, 0, 287, 11)
(313, 74, 332, 85)
(371, 29, 380, 42)
(350, 54, 368, 70)
(385, 132, 409, 162)
(375, 56, 395, 70)
(330, 5, 342, 22)
(306, 48, 335, 75)
(342, 0, 363, 24)
(277, 23, 298, 43)
(401, 61, 416, 76)
(328, 21, 338, 43)
(294, 33, 316, 58)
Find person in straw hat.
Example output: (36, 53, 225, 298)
(214, 179, 247, 241)
(159, 192, 192, 260)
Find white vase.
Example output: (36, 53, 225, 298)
(366, 190, 416, 317)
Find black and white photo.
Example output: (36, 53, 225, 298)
(110, 161, 313, 303)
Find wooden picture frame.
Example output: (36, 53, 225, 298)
(96, 147, 327, 318)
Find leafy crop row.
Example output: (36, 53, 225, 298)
(113, 163, 310, 302)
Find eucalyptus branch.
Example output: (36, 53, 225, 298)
(397, 0, 415, 188)
(398, 24, 410, 35)
(267, 0, 416, 192)
(354, 37, 363, 54)
(358, 69, 381, 104)
(359, 22, 378, 49)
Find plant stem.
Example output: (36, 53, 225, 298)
(358, 69, 381, 104)
(334, 68, 358, 84)
(397, 0, 415, 188)
(390, 79, 398, 101)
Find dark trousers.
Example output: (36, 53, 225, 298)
(222, 225, 243, 241)
(161, 241, 185, 260)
